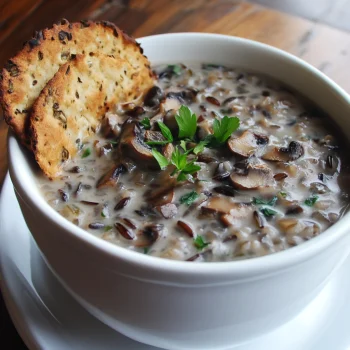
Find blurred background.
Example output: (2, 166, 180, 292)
(1, 0, 350, 348)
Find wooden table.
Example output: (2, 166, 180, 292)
(1, 0, 350, 348)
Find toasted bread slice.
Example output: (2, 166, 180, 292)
(30, 53, 154, 178)
(0, 19, 152, 145)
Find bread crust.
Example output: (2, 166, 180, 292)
(0, 19, 153, 145)
(29, 53, 154, 178)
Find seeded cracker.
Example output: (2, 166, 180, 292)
(30, 53, 153, 178)
(0, 19, 153, 145)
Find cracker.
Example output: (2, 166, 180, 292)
(0, 19, 153, 145)
(30, 53, 154, 178)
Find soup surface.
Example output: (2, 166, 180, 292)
(38, 63, 349, 262)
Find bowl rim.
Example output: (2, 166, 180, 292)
(8, 32, 350, 279)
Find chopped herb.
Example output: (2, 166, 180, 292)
(279, 191, 287, 198)
(260, 207, 277, 217)
(304, 195, 319, 207)
(253, 196, 277, 206)
(143, 247, 149, 254)
(194, 235, 210, 250)
(158, 121, 173, 142)
(175, 106, 197, 140)
(101, 211, 106, 218)
(211, 116, 240, 146)
(168, 64, 182, 75)
(180, 191, 199, 206)
(82, 148, 91, 158)
(180, 140, 187, 151)
(104, 225, 113, 232)
(193, 140, 208, 155)
(140, 117, 151, 129)
(170, 146, 201, 181)
(152, 149, 169, 169)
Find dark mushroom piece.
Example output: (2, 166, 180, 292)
(230, 163, 274, 190)
(213, 161, 232, 181)
(135, 224, 163, 247)
(285, 205, 303, 215)
(96, 163, 126, 189)
(213, 185, 236, 197)
(227, 130, 269, 157)
(144, 86, 164, 108)
(118, 121, 156, 165)
(197, 119, 212, 140)
(162, 143, 175, 160)
(262, 141, 304, 162)
(166, 88, 198, 104)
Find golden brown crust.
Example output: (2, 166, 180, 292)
(30, 53, 154, 178)
(0, 19, 153, 145)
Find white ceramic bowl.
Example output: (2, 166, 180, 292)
(8, 33, 350, 350)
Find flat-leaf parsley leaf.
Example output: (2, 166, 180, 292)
(175, 106, 197, 140)
(180, 191, 199, 206)
(194, 235, 210, 250)
(304, 195, 319, 207)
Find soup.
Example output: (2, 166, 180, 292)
(38, 63, 349, 262)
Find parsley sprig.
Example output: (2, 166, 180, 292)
(175, 105, 198, 140)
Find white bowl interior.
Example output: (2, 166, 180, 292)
(8, 33, 350, 277)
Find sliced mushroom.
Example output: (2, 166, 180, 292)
(103, 112, 128, 137)
(144, 86, 164, 108)
(118, 121, 155, 165)
(262, 141, 304, 162)
(166, 88, 198, 104)
(144, 130, 166, 143)
(162, 143, 174, 160)
(220, 214, 235, 227)
(157, 203, 178, 219)
(160, 96, 181, 114)
(197, 119, 212, 140)
(278, 218, 320, 238)
(213, 185, 236, 197)
(230, 163, 274, 190)
(96, 164, 126, 189)
(135, 224, 163, 247)
(202, 197, 252, 217)
(213, 161, 232, 181)
(227, 130, 269, 157)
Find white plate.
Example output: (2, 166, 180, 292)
(1, 173, 350, 350)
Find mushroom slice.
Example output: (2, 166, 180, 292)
(103, 112, 128, 137)
(202, 197, 252, 217)
(135, 223, 163, 247)
(118, 121, 155, 164)
(227, 130, 269, 157)
(262, 141, 304, 162)
(197, 119, 212, 140)
(160, 96, 181, 114)
(144, 130, 166, 143)
(157, 203, 178, 219)
(162, 143, 174, 160)
(96, 164, 126, 189)
(278, 218, 320, 238)
(230, 163, 274, 190)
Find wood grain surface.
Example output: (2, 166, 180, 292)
(1, 0, 350, 348)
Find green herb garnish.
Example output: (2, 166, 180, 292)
(143, 247, 149, 254)
(260, 207, 277, 217)
(194, 235, 210, 250)
(253, 196, 278, 206)
(171, 146, 201, 181)
(193, 140, 208, 155)
(158, 121, 173, 142)
(152, 149, 169, 169)
(304, 195, 319, 207)
(104, 225, 113, 232)
(140, 117, 151, 129)
(279, 191, 287, 198)
(175, 106, 197, 140)
(82, 148, 91, 158)
(180, 191, 199, 206)
(101, 211, 106, 218)
(168, 64, 182, 75)
(211, 115, 240, 145)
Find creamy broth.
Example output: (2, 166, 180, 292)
(38, 63, 350, 262)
